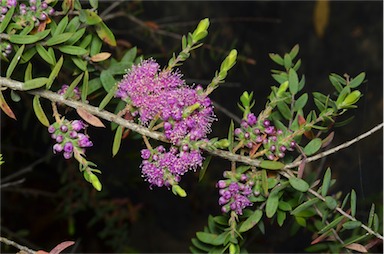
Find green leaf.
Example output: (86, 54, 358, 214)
(6, 45, 25, 78)
(350, 189, 357, 217)
(80, 9, 102, 25)
(79, 34, 93, 48)
(53, 15, 69, 36)
(199, 155, 211, 182)
(341, 193, 350, 210)
(228, 120, 234, 152)
(303, 138, 322, 156)
(0, 6, 14, 33)
(66, 28, 86, 45)
(261, 169, 268, 196)
(90, 34, 103, 56)
(266, 192, 279, 218)
(367, 203, 375, 228)
(191, 238, 210, 252)
(277, 210, 286, 226)
(120, 47, 137, 64)
(46, 32, 74, 46)
(272, 73, 288, 84)
(329, 75, 343, 93)
(87, 78, 102, 95)
(288, 68, 299, 95)
(321, 167, 331, 196)
(289, 44, 300, 60)
(46, 56, 64, 89)
(36, 44, 55, 65)
(95, 21, 117, 46)
(289, 177, 309, 192)
(24, 77, 49, 90)
(59, 45, 88, 55)
(278, 201, 292, 211)
(33, 95, 50, 127)
(81, 70, 89, 102)
(10, 90, 20, 102)
(98, 87, 117, 110)
(66, 16, 80, 32)
(9, 34, 41, 44)
(348, 72, 365, 88)
(64, 73, 84, 99)
(71, 56, 87, 71)
(196, 232, 221, 245)
(342, 221, 361, 230)
(291, 198, 320, 215)
(24, 63, 33, 82)
(259, 160, 284, 170)
(112, 125, 123, 157)
(277, 102, 292, 120)
(89, 173, 102, 191)
(325, 196, 337, 210)
(89, 0, 98, 9)
(373, 213, 379, 231)
(283, 53, 292, 70)
(293, 93, 308, 111)
(20, 47, 37, 64)
(318, 216, 344, 234)
(295, 216, 307, 227)
(239, 210, 263, 232)
(100, 71, 116, 91)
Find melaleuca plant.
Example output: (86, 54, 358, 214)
(0, 0, 382, 253)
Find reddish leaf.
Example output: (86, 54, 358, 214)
(297, 158, 306, 179)
(311, 231, 331, 245)
(36, 251, 49, 254)
(345, 243, 368, 253)
(0, 91, 16, 120)
(90, 52, 111, 62)
(76, 107, 105, 127)
(321, 131, 334, 148)
(49, 241, 75, 254)
(298, 114, 306, 126)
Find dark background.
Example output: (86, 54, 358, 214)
(1, 1, 382, 253)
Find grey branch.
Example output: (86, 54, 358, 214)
(0, 236, 36, 254)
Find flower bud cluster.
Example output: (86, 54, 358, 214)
(48, 120, 92, 160)
(57, 84, 81, 100)
(1, 0, 55, 27)
(140, 145, 203, 188)
(235, 113, 296, 160)
(217, 171, 254, 215)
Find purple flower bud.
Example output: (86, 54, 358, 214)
(63, 152, 72, 159)
(278, 152, 285, 158)
(267, 154, 275, 160)
(219, 196, 228, 205)
(71, 120, 85, 131)
(60, 125, 68, 133)
(246, 142, 253, 148)
(51, 134, 57, 139)
(270, 145, 276, 152)
(217, 180, 227, 189)
(157, 145, 166, 153)
(247, 113, 257, 126)
(77, 134, 93, 147)
(290, 140, 296, 148)
(30, 5, 36, 11)
(241, 120, 249, 129)
(279, 145, 287, 152)
(141, 149, 151, 160)
(7, 0, 17, 7)
(234, 128, 242, 136)
(20, 3, 26, 9)
(64, 142, 74, 153)
(20, 9, 26, 15)
(277, 129, 283, 135)
(263, 119, 270, 127)
(69, 131, 77, 139)
(253, 128, 260, 134)
(53, 143, 63, 153)
(182, 144, 189, 152)
(55, 135, 63, 143)
(40, 13, 47, 20)
(270, 136, 277, 142)
(240, 174, 248, 181)
(244, 132, 250, 139)
(48, 8, 54, 15)
(265, 126, 275, 135)
(255, 135, 263, 143)
(48, 125, 56, 133)
(221, 206, 228, 213)
(29, 0, 36, 5)
(41, 1, 48, 9)
(1, 7, 7, 14)
(152, 154, 159, 161)
(230, 202, 237, 211)
(186, 118, 195, 129)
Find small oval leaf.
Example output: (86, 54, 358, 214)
(76, 107, 105, 128)
(112, 125, 123, 157)
(91, 52, 111, 62)
(58, 45, 88, 55)
(266, 192, 279, 218)
(303, 138, 322, 156)
(33, 95, 50, 127)
(289, 177, 309, 192)
(239, 210, 263, 232)
(260, 160, 284, 170)
(24, 77, 49, 90)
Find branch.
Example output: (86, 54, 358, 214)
(0, 236, 36, 254)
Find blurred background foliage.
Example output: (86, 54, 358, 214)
(1, 1, 382, 252)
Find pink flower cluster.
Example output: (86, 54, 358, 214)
(116, 59, 215, 189)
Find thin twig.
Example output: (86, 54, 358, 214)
(0, 236, 36, 254)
